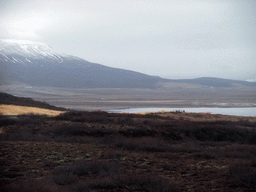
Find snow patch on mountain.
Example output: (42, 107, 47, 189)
(0, 39, 65, 63)
(246, 78, 256, 82)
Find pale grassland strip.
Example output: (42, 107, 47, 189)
(0, 104, 66, 116)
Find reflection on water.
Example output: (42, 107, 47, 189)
(107, 107, 256, 117)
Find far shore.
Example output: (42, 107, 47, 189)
(47, 100, 256, 111)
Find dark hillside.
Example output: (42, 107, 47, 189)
(0, 92, 66, 111)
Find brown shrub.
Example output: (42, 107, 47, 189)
(117, 173, 179, 192)
(193, 152, 216, 159)
(113, 136, 174, 152)
(54, 111, 113, 124)
(2, 178, 60, 192)
(53, 159, 124, 177)
(228, 161, 256, 189)
(119, 126, 157, 137)
(42, 124, 115, 137)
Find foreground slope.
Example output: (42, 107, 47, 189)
(1, 111, 256, 191)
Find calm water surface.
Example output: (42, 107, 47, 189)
(107, 107, 256, 117)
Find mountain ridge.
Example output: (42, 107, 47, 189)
(1, 39, 255, 89)
(173, 77, 256, 88)
(0, 39, 162, 88)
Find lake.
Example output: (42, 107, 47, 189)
(107, 107, 256, 117)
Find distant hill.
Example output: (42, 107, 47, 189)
(0, 92, 67, 111)
(173, 77, 256, 88)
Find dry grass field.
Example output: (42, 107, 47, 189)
(0, 104, 65, 116)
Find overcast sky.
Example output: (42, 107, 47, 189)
(0, 0, 255, 81)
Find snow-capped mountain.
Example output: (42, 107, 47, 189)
(0, 39, 64, 64)
(0, 39, 162, 88)
(0, 39, 88, 67)
(1, 39, 255, 89)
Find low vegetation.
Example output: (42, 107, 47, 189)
(1, 110, 256, 191)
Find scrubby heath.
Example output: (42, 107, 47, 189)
(1, 111, 256, 191)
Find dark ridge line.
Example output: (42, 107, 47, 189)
(0, 92, 67, 111)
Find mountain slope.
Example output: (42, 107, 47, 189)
(0, 39, 161, 88)
(1, 39, 255, 89)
